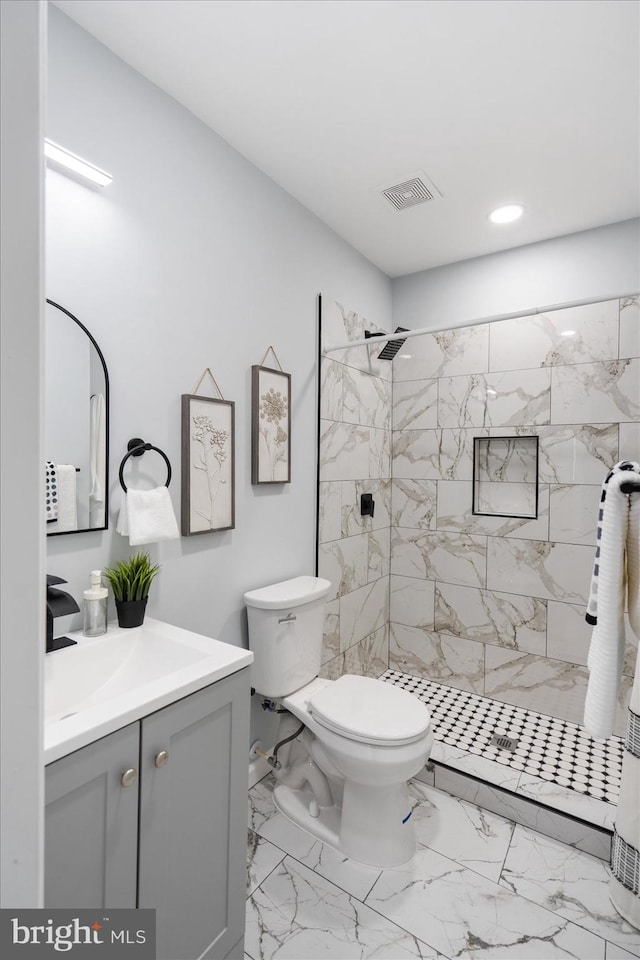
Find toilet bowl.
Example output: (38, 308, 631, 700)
(244, 576, 433, 868)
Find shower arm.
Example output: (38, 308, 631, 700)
(322, 291, 638, 356)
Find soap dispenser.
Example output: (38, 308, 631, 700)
(83, 570, 108, 637)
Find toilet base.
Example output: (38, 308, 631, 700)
(273, 779, 416, 868)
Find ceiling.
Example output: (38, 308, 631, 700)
(52, 0, 640, 278)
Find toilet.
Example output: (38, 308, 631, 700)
(244, 575, 433, 867)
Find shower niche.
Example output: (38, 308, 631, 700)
(472, 435, 539, 519)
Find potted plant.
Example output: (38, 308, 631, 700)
(104, 551, 160, 628)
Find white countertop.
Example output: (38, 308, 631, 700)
(44, 618, 253, 764)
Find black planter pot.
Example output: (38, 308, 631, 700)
(115, 597, 148, 629)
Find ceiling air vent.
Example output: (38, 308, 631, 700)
(382, 177, 434, 211)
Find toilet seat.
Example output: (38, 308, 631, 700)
(308, 675, 431, 747)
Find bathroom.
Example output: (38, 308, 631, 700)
(1, 0, 639, 957)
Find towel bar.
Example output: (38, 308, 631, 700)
(119, 438, 172, 491)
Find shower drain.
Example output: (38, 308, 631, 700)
(490, 734, 518, 752)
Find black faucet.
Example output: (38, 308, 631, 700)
(46, 575, 79, 652)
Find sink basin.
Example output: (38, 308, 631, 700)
(44, 618, 253, 763)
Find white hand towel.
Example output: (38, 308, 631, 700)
(89, 393, 106, 528)
(52, 464, 78, 532)
(119, 486, 179, 546)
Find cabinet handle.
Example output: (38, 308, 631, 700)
(121, 768, 137, 788)
(154, 750, 169, 768)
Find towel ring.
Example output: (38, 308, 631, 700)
(119, 438, 172, 492)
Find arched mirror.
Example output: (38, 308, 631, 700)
(45, 299, 109, 535)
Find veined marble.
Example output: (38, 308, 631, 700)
(369, 426, 391, 479)
(475, 435, 539, 482)
(437, 479, 549, 540)
(389, 623, 484, 693)
(390, 575, 435, 629)
(393, 428, 488, 480)
(516, 775, 616, 832)
(321, 300, 392, 381)
(619, 296, 639, 360)
(246, 829, 285, 897)
(500, 825, 640, 953)
(393, 378, 438, 431)
(320, 358, 343, 421)
(496, 424, 619, 484)
(393, 322, 489, 381)
(365, 844, 604, 959)
(343, 365, 392, 430)
(392, 478, 437, 529)
(318, 534, 368, 600)
(551, 359, 640, 425)
(344, 622, 389, 677)
(320, 419, 371, 481)
(487, 538, 594, 605)
(392, 528, 487, 587)
(484, 647, 590, 725)
(475, 480, 538, 520)
(546, 601, 591, 666)
(318, 480, 342, 543)
(549, 484, 601, 546)
(619, 421, 640, 463)
(368, 527, 391, 582)
(434, 582, 547, 655)
(321, 598, 340, 664)
(438, 369, 551, 429)
(342, 479, 392, 536)
(489, 301, 619, 372)
(339, 576, 389, 649)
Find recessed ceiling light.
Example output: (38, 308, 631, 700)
(560, 330, 576, 337)
(488, 204, 524, 224)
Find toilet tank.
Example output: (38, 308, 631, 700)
(244, 576, 331, 698)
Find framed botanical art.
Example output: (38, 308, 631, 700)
(251, 365, 291, 484)
(181, 393, 235, 534)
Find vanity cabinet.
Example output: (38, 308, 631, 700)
(45, 668, 250, 960)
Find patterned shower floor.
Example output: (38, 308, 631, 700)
(382, 670, 624, 807)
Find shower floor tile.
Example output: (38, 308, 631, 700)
(381, 670, 623, 812)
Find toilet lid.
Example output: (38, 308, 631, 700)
(308, 675, 431, 746)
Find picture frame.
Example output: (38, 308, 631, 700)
(181, 394, 235, 535)
(251, 365, 291, 484)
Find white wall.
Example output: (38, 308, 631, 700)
(45, 8, 391, 748)
(0, 0, 45, 908)
(392, 219, 640, 330)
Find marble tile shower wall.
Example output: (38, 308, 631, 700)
(390, 295, 639, 734)
(318, 301, 394, 680)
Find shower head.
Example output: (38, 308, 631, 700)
(364, 327, 410, 360)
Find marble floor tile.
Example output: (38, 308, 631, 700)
(408, 779, 515, 882)
(247, 829, 286, 897)
(255, 808, 382, 902)
(245, 856, 440, 959)
(365, 844, 605, 958)
(619, 295, 639, 360)
(516, 774, 616, 831)
(249, 777, 278, 834)
(500, 825, 640, 955)
(606, 944, 640, 960)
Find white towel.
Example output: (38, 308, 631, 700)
(89, 393, 106, 528)
(584, 469, 640, 738)
(116, 486, 179, 546)
(51, 464, 77, 532)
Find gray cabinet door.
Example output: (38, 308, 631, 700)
(138, 668, 250, 960)
(44, 722, 139, 908)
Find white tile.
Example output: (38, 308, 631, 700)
(619, 422, 640, 464)
(605, 943, 640, 960)
(247, 829, 285, 897)
(248, 777, 278, 834)
(390, 575, 435, 629)
(394, 323, 489, 381)
(318, 481, 342, 543)
(516, 774, 616, 831)
(521, 424, 620, 485)
(393, 428, 488, 480)
(430, 742, 522, 791)
(439, 369, 551, 428)
(490, 301, 619, 371)
(549, 484, 601, 545)
(322, 598, 340, 664)
(389, 624, 484, 693)
(547, 601, 592, 665)
(392, 529, 487, 588)
(368, 527, 391, 582)
(246, 856, 439, 959)
(318, 534, 368, 600)
(619, 296, 640, 360)
(343, 366, 391, 430)
(342, 479, 392, 536)
(320, 419, 370, 481)
(339, 577, 389, 648)
(344, 622, 389, 677)
(438, 479, 550, 540)
(484, 647, 589, 724)
(408, 780, 515, 882)
(320, 358, 343, 421)
(392, 478, 437, 528)
(370, 427, 391, 479)
(393, 379, 438, 430)
(434, 582, 547, 655)
(487, 538, 595, 605)
(366, 844, 605, 959)
(321, 300, 392, 381)
(500, 825, 640, 954)
(551, 360, 640, 425)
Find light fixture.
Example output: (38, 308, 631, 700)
(560, 329, 577, 337)
(44, 139, 112, 187)
(488, 203, 524, 224)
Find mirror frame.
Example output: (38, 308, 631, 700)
(46, 298, 110, 536)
